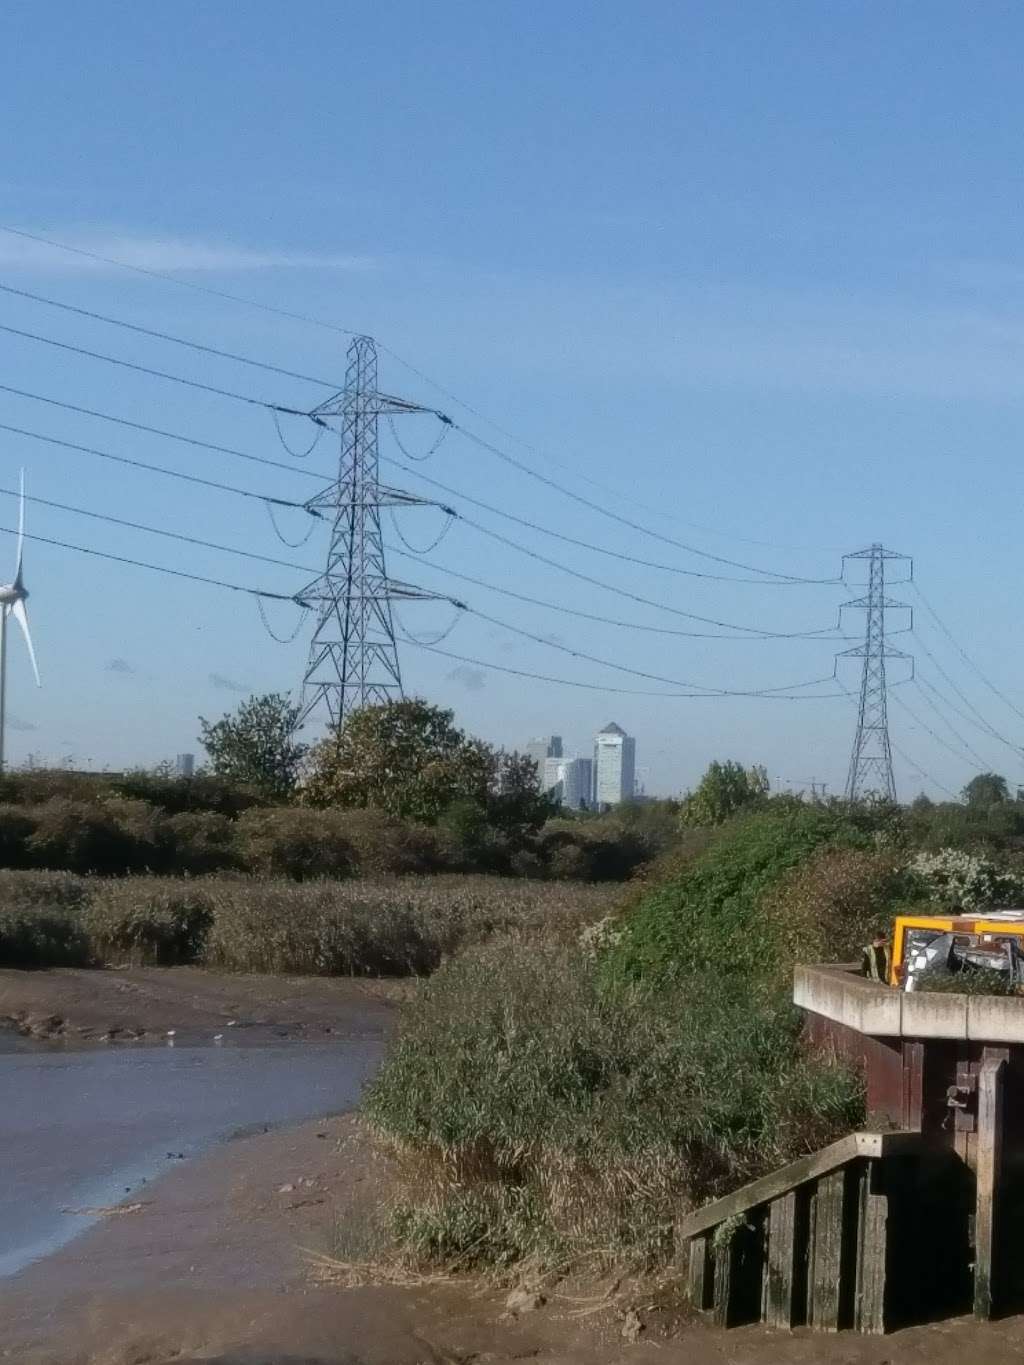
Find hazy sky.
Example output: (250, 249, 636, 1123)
(2, 1, 1024, 796)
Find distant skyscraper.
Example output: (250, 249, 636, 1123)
(525, 735, 562, 770)
(541, 755, 593, 810)
(175, 752, 195, 778)
(593, 722, 636, 807)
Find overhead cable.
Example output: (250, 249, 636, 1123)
(467, 604, 842, 698)
(404, 637, 844, 700)
(0, 524, 299, 601)
(911, 581, 1024, 726)
(910, 627, 1024, 756)
(0, 420, 312, 510)
(0, 224, 842, 555)
(450, 421, 838, 584)
(0, 383, 331, 481)
(0, 281, 338, 389)
(0, 321, 307, 415)
(0, 485, 315, 574)
(386, 542, 856, 642)
(384, 454, 833, 588)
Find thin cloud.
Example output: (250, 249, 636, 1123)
(447, 665, 487, 692)
(6, 715, 37, 732)
(106, 657, 136, 675)
(0, 228, 377, 274)
(209, 673, 250, 694)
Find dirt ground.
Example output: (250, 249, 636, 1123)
(4, 1108, 1024, 1365)
(8, 969, 1024, 1362)
(0, 965, 405, 1046)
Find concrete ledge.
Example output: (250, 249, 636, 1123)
(794, 963, 902, 1036)
(795, 963, 1024, 1042)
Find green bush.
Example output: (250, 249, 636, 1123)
(365, 942, 863, 1268)
(604, 808, 865, 989)
(164, 811, 239, 874)
(914, 965, 1019, 996)
(0, 871, 91, 966)
(0, 804, 34, 868)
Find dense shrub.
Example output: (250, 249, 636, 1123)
(914, 965, 1019, 996)
(365, 943, 863, 1267)
(165, 811, 239, 874)
(604, 808, 865, 989)
(235, 807, 356, 880)
(760, 847, 913, 974)
(25, 799, 144, 875)
(0, 804, 34, 867)
(110, 770, 266, 816)
(0, 871, 91, 967)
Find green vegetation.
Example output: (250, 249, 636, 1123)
(0, 871, 616, 973)
(198, 692, 307, 800)
(365, 760, 1024, 1278)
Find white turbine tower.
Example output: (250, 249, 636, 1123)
(0, 472, 40, 770)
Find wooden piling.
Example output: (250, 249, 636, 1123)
(763, 1191, 799, 1329)
(974, 1051, 1006, 1320)
(853, 1160, 887, 1334)
(808, 1171, 845, 1331)
(687, 1235, 712, 1312)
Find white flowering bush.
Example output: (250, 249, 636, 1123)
(908, 849, 1024, 911)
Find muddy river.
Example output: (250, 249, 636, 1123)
(0, 1038, 380, 1277)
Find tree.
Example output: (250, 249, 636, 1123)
(198, 693, 306, 800)
(487, 750, 556, 837)
(679, 760, 770, 828)
(963, 772, 1010, 809)
(304, 698, 498, 823)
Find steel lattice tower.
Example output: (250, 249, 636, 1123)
(838, 544, 913, 803)
(297, 335, 457, 729)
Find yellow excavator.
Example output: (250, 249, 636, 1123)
(889, 910, 1024, 989)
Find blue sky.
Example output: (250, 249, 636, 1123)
(1, 0, 1023, 796)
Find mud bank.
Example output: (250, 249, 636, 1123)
(0, 964, 402, 1047)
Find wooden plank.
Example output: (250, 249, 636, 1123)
(901, 1041, 924, 1131)
(713, 1235, 734, 1327)
(853, 1160, 887, 1334)
(687, 1235, 712, 1312)
(974, 1051, 1007, 1320)
(763, 1191, 799, 1329)
(808, 1171, 845, 1332)
(679, 1131, 919, 1240)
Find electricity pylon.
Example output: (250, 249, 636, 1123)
(296, 335, 459, 729)
(838, 544, 913, 803)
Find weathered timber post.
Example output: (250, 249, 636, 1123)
(853, 1160, 887, 1333)
(808, 1171, 845, 1331)
(974, 1051, 1007, 1320)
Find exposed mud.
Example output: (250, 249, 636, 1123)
(6, 1111, 1024, 1364)
(0, 965, 404, 1048)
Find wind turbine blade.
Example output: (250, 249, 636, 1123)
(11, 599, 40, 686)
(14, 469, 24, 588)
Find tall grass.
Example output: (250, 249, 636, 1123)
(0, 870, 617, 973)
(364, 941, 863, 1270)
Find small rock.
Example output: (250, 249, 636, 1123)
(278, 1183, 295, 1194)
(505, 1287, 545, 1316)
(166, 1030, 176, 1038)
(620, 1309, 643, 1343)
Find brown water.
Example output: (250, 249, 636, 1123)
(0, 1039, 380, 1277)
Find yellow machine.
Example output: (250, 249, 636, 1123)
(890, 910, 1024, 989)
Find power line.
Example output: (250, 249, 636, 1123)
(385, 453, 834, 587)
(466, 603, 841, 697)
(406, 636, 843, 700)
(909, 626, 1023, 757)
(0, 321, 307, 415)
(0, 382, 331, 482)
(0, 523, 300, 602)
(450, 421, 839, 585)
(452, 505, 836, 637)
(891, 689, 981, 775)
(911, 581, 1024, 726)
(0, 281, 338, 390)
(911, 675, 991, 770)
(0, 485, 316, 575)
(387, 542, 856, 642)
(836, 674, 958, 800)
(0, 224, 843, 556)
(0, 420, 312, 510)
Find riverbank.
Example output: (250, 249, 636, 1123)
(0, 964, 403, 1046)
(7, 1111, 1024, 1364)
